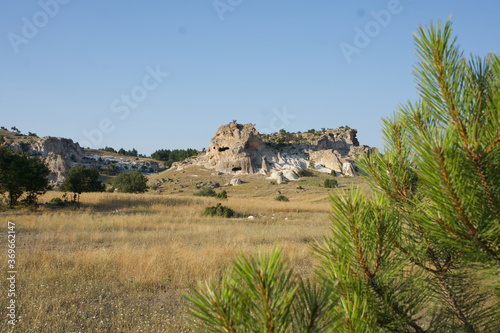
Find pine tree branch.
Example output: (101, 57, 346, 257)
(435, 147, 500, 263)
(426, 249, 477, 332)
(365, 157, 400, 202)
(367, 278, 426, 333)
(384, 160, 408, 200)
(373, 216, 385, 276)
(435, 216, 470, 239)
(349, 212, 425, 332)
(441, 254, 459, 273)
(483, 131, 500, 155)
(434, 147, 476, 235)
(470, 150, 500, 222)
(351, 217, 373, 280)
(431, 30, 500, 227)
(392, 240, 438, 274)
(430, 30, 471, 154)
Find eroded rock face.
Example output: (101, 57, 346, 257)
(30, 137, 84, 159)
(8, 136, 84, 185)
(44, 155, 72, 185)
(205, 123, 263, 174)
(196, 123, 375, 178)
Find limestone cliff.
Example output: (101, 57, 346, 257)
(177, 123, 375, 179)
(7, 136, 84, 184)
(1, 129, 161, 185)
(205, 123, 263, 174)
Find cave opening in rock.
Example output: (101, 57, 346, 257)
(218, 147, 230, 152)
(232, 167, 242, 172)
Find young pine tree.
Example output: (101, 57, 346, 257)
(186, 20, 500, 332)
(314, 20, 500, 332)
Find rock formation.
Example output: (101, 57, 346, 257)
(7, 136, 84, 185)
(2, 129, 162, 185)
(205, 122, 263, 174)
(230, 178, 242, 186)
(173, 122, 375, 181)
(178, 122, 375, 180)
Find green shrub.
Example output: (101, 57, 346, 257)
(330, 170, 336, 177)
(216, 190, 227, 199)
(204, 203, 234, 218)
(275, 194, 289, 202)
(49, 197, 63, 205)
(194, 187, 217, 197)
(110, 170, 148, 193)
(323, 179, 338, 188)
(0, 135, 4, 144)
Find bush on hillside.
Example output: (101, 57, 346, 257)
(194, 187, 217, 197)
(110, 170, 148, 193)
(204, 203, 234, 218)
(216, 190, 228, 199)
(323, 178, 338, 188)
(275, 194, 289, 202)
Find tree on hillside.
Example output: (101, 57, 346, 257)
(100, 146, 117, 153)
(60, 166, 105, 202)
(185, 20, 500, 332)
(110, 170, 148, 193)
(150, 148, 198, 168)
(0, 147, 50, 207)
(21, 155, 52, 205)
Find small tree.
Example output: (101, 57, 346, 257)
(323, 178, 338, 188)
(21, 155, 51, 206)
(314, 20, 500, 331)
(0, 147, 50, 207)
(60, 166, 105, 201)
(111, 170, 148, 193)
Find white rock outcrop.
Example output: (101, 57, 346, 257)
(190, 123, 374, 177)
(230, 178, 242, 186)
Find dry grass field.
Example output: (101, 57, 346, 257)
(0, 167, 368, 332)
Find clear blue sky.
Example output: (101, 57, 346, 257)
(1, 0, 499, 155)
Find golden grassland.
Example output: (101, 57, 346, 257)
(0, 167, 367, 332)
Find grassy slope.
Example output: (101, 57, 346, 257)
(0, 165, 368, 332)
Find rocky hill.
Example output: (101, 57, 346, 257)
(0, 128, 161, 185)
(172, 122, 375, 182)
(1, 123, 375, 186)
